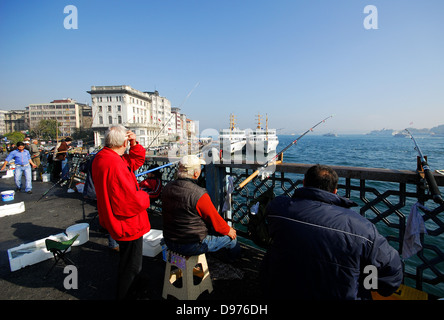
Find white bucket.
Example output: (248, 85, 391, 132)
(1, 190, 15, 202)
(66, 223, 90, 246)
(42, 173, 50, 182)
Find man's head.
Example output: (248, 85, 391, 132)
(303, 164, 338, 194)
(32, 139, 38, 145)
(105, 125, 129, 153)
(16, 141, 25, 151)
(178, 155, 206, 180)
(65, 137, 73, 145)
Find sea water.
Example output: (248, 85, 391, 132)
(245, 134, 444, 297)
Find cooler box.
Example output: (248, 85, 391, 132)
(65, 223, 89, 246)
(8, 233, 69, 272)
(142, 229, 163, 257)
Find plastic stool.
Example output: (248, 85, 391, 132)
(162, 250, 213, 300)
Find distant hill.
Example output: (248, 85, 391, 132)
(367, 125, 444, 136)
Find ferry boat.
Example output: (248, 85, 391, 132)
(323, 132, 338, 137)
(393, 131, 409, 138)
(219, 114, 246, 154)
(246, 114, 279, 154)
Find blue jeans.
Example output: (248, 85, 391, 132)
(61, 159, 69, 180)
(15, 165, 32, 192)
(165, 234, 240, 260)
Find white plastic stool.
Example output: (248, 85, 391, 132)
(162, 250, 213, 300)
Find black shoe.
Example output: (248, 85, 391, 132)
(27, 191, 32, 194)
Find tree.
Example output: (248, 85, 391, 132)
(5, 131, 25, 145)
(71, 128, 94, 144)
(30, 120, 61, 140)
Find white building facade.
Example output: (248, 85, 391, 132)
(87, 85, 172, 148)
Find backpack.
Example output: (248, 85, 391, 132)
(247, 188, 275, 248)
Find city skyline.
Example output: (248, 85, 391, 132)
(1, 0, 443, 134)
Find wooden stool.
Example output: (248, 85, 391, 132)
(162, 250, 213, 300)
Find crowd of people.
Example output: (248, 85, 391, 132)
(1, 127, 404, 300)
(83, 125, 403, 300)
(0, 137, 75, 193)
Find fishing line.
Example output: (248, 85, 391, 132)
(146, 82, 200, 149)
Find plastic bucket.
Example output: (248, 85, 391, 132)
(42, 173, 50, 182)
(66, 223, 90, 246)
(1, 190, 15, 202)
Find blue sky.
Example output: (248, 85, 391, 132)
(1, 0, 443, 134)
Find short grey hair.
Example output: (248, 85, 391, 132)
(177, 166, 200, 179)
(105, 125, 127, 148)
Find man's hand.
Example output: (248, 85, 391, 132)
(126, 130, 137, 146)
(227, 227, 237, 240)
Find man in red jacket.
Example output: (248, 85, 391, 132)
(92, 125, 150, 300)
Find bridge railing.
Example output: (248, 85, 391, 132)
(136, 156, 444, 298)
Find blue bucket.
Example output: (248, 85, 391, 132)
(1, 190, 15, 202)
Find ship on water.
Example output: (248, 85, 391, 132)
(219, 114, 246, 154)
(323, 132, 338, 137)
(245, 114, 279, 154)
(393, 130, 409, 138)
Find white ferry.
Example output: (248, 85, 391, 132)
(219, 114, 246, 154)
(246, 114, 279, 154)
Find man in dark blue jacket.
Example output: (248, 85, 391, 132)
(261, 164, 403, 300)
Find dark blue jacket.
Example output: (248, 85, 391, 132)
(261, 187, 403, 300)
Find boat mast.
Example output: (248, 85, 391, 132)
(256, 114, 262, 130)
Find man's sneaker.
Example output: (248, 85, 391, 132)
(27, 191, 32, 194)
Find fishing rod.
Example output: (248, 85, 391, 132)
(405, 129, 443, 204)
(135, 161, 178, 178)
(236, 115, 334, 191)
(135, 146, 210, 178)
(35, 165, 77, 203)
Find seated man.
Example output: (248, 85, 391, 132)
(162, 155, 240, 260)
(138, 164, 162, 201)
(261, 164, 403, 300)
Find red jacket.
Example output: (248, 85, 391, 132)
(92, 143, 150, 241)
(139, 177, 162, 199)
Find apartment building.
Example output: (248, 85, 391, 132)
(87, 85, 173, 147)
(26, 99, 92, 136)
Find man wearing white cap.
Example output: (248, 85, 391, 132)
(162, 155, 240, 260)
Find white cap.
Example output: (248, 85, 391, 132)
(179, 155, 206, 170)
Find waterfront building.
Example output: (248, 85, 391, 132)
(26, 99, 92, 137)
(88, 85, 174, 148)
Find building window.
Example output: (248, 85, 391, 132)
(117, 105, 121, 112)
(118, 116, 122, 124)
(98, 106, 102, 112)
(108, 106, 111, 112)
(108, 116, 112, 124)
(99, 116, 103, 124)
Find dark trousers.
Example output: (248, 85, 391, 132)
(52, 161, 62, 181)
(116, 237, 143, 300)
